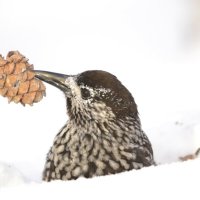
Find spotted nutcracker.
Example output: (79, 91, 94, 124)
(35, 70, 154, 181)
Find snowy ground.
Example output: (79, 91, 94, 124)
(1, 160, 200, 200)
(0, 0, 200, 199)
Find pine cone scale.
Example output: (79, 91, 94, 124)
(0, 88, 8, 96)
(6, 87, 18, 97)
(4, 62, 15, 75)
(18, 81, 29, 95)
(0, 77, 5, 88)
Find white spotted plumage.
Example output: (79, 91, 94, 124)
(35, 70, 154, 181)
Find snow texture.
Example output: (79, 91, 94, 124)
(0, 0, 200, 199)
(1, 160, 200, 200)
(0, 162, 26, 187)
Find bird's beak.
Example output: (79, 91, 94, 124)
(34, 70, 70, 92)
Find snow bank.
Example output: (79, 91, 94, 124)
(147, 111, 200, 164)
(1, 159, 200, 200)
(0, 162, 26, 188)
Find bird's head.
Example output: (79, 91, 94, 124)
(35, 70, 138, 123)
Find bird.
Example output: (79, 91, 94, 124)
(34, 70, 154, 181)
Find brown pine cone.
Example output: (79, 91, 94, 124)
(179, 147, 200, 161)
(0, 51, 46, 105)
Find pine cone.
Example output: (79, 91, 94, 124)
(179, 147, 200, 161)
(0, 51, 46, 105)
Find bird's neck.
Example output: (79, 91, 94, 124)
(66, 97, 142, 135)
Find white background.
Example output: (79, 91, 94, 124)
(0, 0, 200, 199)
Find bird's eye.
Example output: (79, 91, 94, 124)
(81, 88, 91, 100)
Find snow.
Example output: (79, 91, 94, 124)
(0, 0, 200, 199)
(148, 111, 200, 164)
(1, 160, 200, 199)
(0, 162, 26, 187)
